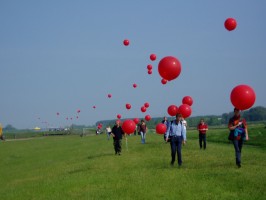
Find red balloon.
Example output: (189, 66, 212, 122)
(117, 114, 121, 119)
(123, 39, 130, 46)
(133, 118, 139, 124)
(126, 103, 131, 110)
(77, 109, 81, 113)
(108, 94, 112, 98)
(144, 102, 150, 108)
(56, 112, 59, 116)
(158, 56, 182, 81)
(141, 106, 147, 112)
(161, 79, 167, 85)
(179, 104, 192, 118)
(93, 106, 96, 109)
(122, 119, 136, 134)
(148, 69, 152, 74)
(224, 18, 237, 31)
(145, 114, 151, 121)
(156, 123, 167, 135)
(147, 64, 153, 70)
(230, 84, 256, 110)
(150, 54, 156, 61)
(133, 83, 137, 88)
(167, 105, 179, 116)
(76, 116, 79, 119)
(182, 96, 193, 106)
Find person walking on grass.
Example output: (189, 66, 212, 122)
(228, 108, 249, 168)
(0, 123, 5, 141)
(197, 118, 208, 150)
(162, 116, 169, 142)
(106, 126, 112, 140)
(111, 120, 125, 155)
(138, 119, 147, 144)
(165, 113, 186, 167)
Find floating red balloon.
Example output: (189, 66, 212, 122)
(224, 18, 237, 31)
(56, 112, 59, 116)
(133, 83, 137, 88)
(144, 102, 150, 108)
(123, 39, 130, 46)
(117, 114, 121, 119)
(167, 105, 179, 116)
(77, 109, 81, 113)
(108, 94, 112, 98)
(178, 104, 192, 118)
(230, 84, 256, 110)
(141, 106, 147, 112)
(93, 106, 96, 109)
(156, 123, 167, 135)
(158, 56, 182, 81)
(150, 54, 156, 61)
(182, 96, 193, 106)
(145, 115, 151, 121)
(161, 79, 167, 85)
(147, 64, 153, 70)
(122, 119, 136, 134)
(148, 69, 152, 75)
(126, 103, 131, 110)
(133, 118, 139, 124)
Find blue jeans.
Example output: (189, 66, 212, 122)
(140, 131, 146, 143)
(199, 133, 206, 149)
(233, 139, 243, 165)
(170, 136, 183, 165)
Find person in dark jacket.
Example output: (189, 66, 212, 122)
(111, 120, 125, 155)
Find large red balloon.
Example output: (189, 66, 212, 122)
(156, 123, 167, 135)
(123, 39, 130, 46)
(122, 119, 136, 134)
(167, 105, 179, 116)
(141, 106, 147, 112)
(158, 56, 182, 81)
(150, 54, 156, 61)
(145, 115, 151, 121)
(230, 84, 256, 110)
(182, 96, 193, 106)
(126, 103, 131, 110)
(179, 104, 192, 118)
(224, 18, 237, 31)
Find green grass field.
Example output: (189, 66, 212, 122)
(0, 125, 266, 200)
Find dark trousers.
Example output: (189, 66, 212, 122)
(199, 133, 206, 149)
(170, 136, 183, 165)
(113, 139, 122, 154)
(233, 139, 243, 165)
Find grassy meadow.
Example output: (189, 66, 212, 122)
(0, 125, 266, 200)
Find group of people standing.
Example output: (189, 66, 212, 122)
(107, 108, 249, 168)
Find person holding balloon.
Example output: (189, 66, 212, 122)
(228, 108, 249, 168)
(165, 113, 187, 167)
(137, 119, 147, 144)
(197, 119, 208, 150)
(111, 120, 125, 155)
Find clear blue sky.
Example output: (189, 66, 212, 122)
(1, 0, 266, 129)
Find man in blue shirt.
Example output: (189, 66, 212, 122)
(165, 113, 187, 167)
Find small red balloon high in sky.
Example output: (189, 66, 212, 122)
(150, 54, 156, 61)
(167, 105, 179, 116)
(126, 103, 132, 110)
(123, 39, 130, 46)
(224, 18, 237, 31)
(158, 56, 182, 81)
(108, 94, 112, 98)
(133, 83, 137, 88)
(230, 84, 256, 110)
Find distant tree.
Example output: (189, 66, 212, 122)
(3, 124, 16, 131)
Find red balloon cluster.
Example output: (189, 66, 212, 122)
(156, 123, 167, 135)
(230, 84, 256, 110)
(150, 54, 156, 61)
(224, 18, 237, 31)
(122, 119, 136, 134)
(147, 64, 153, 75)
(158, 56, 182, 81)
(123, 39, 130, 46)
